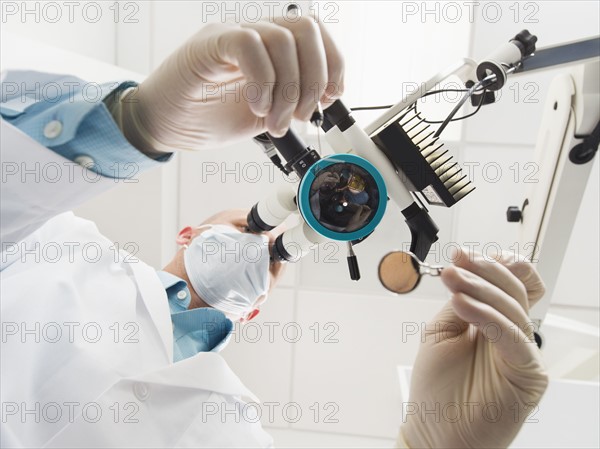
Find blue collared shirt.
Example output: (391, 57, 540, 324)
(155, 271, 233, 362)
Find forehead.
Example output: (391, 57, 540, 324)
(200, 209, 248, 226)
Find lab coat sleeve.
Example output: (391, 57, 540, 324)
(0, 70, 172, 179)
(0, 70, 172, 248)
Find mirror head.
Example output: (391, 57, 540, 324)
(378, 250, 422, 294)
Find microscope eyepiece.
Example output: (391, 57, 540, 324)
(247, 203, 275, 234)
(271, 234, 293, 262)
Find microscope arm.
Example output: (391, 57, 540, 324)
(515, 58, 599, 327)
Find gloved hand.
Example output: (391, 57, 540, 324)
(398, 248, 549, 449)
(118, 15, 344, 154)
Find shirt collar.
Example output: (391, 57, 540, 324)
(156, 270, 191, 311)
(156, 270, 233, 360)
(156, 270, 187, 290)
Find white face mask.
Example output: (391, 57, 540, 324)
(183, 224, 271, 321)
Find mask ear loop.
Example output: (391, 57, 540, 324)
(183, 224, 214, 250)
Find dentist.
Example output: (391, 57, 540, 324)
(0, 14, 547, 449)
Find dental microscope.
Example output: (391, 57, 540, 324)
(247, 30, 600, 340)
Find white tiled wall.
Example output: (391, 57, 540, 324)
(290, 291, 446, 438)
(1, 1, 117, 65)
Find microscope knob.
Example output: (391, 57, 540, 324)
(513, 29, 538, 57)
(506, 206, 523, 222)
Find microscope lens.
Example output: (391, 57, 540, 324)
(308, 162, 380, 234)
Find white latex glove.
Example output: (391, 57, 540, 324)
(118, 16, 344, 154)
(398, 248, 549, 449)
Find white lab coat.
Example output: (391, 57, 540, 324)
(0, 120, 273, 448)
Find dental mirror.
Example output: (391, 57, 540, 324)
(378, 251, 443, 294)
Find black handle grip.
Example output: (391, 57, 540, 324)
(266, 129, 308, 164)
(347, 255, 360, 281)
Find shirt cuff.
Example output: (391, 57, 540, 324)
(1, 79, 172, 179)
